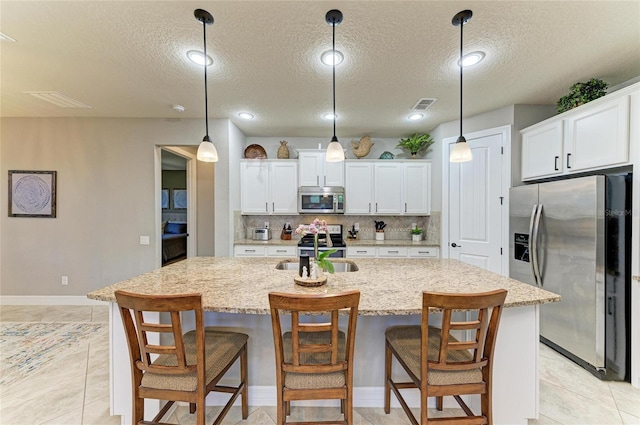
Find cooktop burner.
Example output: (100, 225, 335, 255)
(297, 224, 345, 248)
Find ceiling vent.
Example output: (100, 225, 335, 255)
(25, 91, 92, 109)
(411, 98, 437, 111)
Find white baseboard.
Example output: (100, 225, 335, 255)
(0, 295, 108, 306)
(207, 385, 456, 409)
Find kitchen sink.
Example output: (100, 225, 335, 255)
(275, 260, 358, 273)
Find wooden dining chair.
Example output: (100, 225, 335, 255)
(268, 290, 361, 425)
(115, 290, 249, 425)
(384, 289, 507, 425)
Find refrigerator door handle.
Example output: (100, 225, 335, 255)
(528, 204, 540, 286)
(532, 204, 544, 286)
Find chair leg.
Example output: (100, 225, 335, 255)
(384, 341, 392, 414)
(482, 391, 492, 424)
(277, 391, 285, 425)
(340, 399, 345, 414)
(133, 396, 144, 425)
(286, 400, 291, 416)
(196, 398, 206, 425)
(436, 396, 443, 411)
(346, 390, 353, 425)
(240, 344, 249, 419)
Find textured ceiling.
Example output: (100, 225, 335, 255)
(1, 1, 639, 138)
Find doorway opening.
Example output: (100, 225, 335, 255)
(157, 146, 198, 267)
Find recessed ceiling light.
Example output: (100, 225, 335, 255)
(238, 112, 254, 119)
(408, 113, 424, 121)
(323, 112, 338, 120)
(458, 51, 485, 67)
(321, 50, 344, 66)
(187, 50, 213, 66)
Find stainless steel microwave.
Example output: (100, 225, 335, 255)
(298, 186, 344, 214)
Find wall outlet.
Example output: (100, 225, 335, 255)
(140, 236, 150, 245)
(354, 223, 360, 231)
(61, 276, 68, 285)
(264, 221, 269, 229)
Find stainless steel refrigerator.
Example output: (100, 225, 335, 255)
(509, 173, 631, 381)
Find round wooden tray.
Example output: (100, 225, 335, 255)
(294, 275, 327, 287)
(244, 144, 267, 159)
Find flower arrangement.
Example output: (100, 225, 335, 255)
(295, 218, 336, 274)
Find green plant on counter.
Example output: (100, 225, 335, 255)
(411, 227, 423, 235)
(556, 78, 608, 114)
(397, 133, 435, 158)
(316, 249, 336, 274)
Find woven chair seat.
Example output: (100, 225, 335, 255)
(282, 330, 346, 390)
(142, 328, 249, 392)
(385, 325, 482, 386)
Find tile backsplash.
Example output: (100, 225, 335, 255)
(235, 211, 440, 244)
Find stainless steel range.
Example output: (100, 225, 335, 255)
(297, 224, 346, 258)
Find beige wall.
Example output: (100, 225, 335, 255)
(0, 117, 231, 296)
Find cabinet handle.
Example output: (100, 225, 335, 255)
(245, 249, 256, 253)
(554, 156, 559, 171)
(376, 203, 378, 212)
(388, 250, 399, 254)
(418, 251, 430, 254)
(405, 203, 407, 213)
(272, 202, 275, 211)
(356, 250, 367, 253)
(317, 176, 320, 185)
(276, 249, 286, 253)
(324, 176, 327, 185)
(368, 203, 371, 213)
(566, 153, 572, 169)
(265, 202, 268, 212)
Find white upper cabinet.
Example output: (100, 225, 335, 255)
(521, 120, 564, 180)
(521, 84, 636, 181)
(298, 150, 344, 187)
(565, 95, 629, 172)
(374, 163, 403, 214)
(345, 160, 431, 216)
(345, 162, 374, 214)
(403, 162, 431, 215)
(240, 160, 298, 215)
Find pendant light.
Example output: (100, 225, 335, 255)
(449, 10, 473, 163)
(194, 9, 218, 163)
(325, 9, 345, 163)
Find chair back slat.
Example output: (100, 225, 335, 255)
(115, 290, 205, 376)
(269, 291, 360, 376)
(423, 289, 507, 373)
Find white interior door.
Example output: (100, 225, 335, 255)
(448, 132, 504, 273)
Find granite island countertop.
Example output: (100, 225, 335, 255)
(87, 257, 559, 315)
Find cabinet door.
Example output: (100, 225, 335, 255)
(240, 161, 269, 214)
(403, 162, 431, 215)
(345, 162, 373, 214)
(234, 245, 266, 257)
(298, 152, 322, 186)
(521, 121, 563, 181)
(270, 162, 298, 214)
(565, 96, 629, 172)
(324, 160, 345, 186)
(374, 163, 403, 214)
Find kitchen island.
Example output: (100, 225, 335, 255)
(88, 257, 560, 425)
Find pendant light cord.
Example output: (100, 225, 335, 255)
(332, 20, 336, 139)
(203, 19, 209, 139)
(459, 19, 464, 140)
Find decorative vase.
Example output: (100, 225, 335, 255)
(277, 140, 290, 159)
(375, 231, 385, 241)
(412, 234, 422, 242)
(411, 152, 417, 159)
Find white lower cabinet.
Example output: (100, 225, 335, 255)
(234, 245, 296, 258)
(347, 246, 439, 258)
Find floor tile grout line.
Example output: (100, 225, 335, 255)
(81, 343, 91, 425)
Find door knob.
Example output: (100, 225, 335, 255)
(451, 242, 462, 248)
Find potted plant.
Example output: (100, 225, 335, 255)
(411, 227, 423, 242)
(556, 78, 608, 114)
(397, 133, 435, 158)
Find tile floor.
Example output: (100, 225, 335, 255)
(1, 305, 638, 425)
